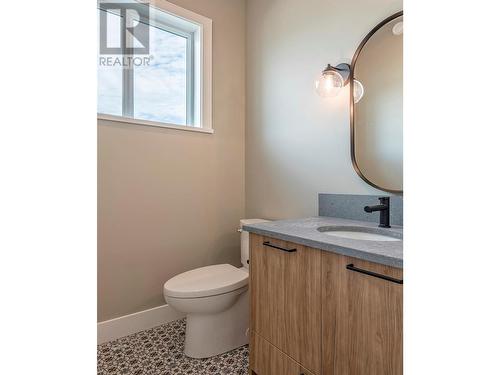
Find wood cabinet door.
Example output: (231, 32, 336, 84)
(250, 333, 314, 375)
(250, 234, 322, 375)
(322, 251, 403, 375)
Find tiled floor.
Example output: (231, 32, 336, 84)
(97, 319, 249, 375)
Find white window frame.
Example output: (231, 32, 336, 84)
(97, 0, 213, 134)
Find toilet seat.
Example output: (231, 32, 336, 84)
(164, 264, 248, 299)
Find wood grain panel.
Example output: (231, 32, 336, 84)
(250, 332, 314, 375)
(250, 234, 322, 374)
(322, 251, 403, 375)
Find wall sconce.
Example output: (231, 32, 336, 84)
(315, 63, 364, 102)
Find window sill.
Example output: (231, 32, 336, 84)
(97, 114, 215, 134)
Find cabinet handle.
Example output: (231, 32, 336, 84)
(346, 263, 403, 284)
(263, 241, 297, 253)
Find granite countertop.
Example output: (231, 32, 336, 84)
(242, 216, 403, 268)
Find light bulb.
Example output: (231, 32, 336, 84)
(353, 79, 364, 103)
(315, 69, 344, 98)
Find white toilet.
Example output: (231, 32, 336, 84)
(163, 219, 268, 358)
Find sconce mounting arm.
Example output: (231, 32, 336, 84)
(323, 63, 352, 85)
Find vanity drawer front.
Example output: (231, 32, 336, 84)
(322, 252, 403, 375)
(250, 332, 314, 375)
(250, 234, 321, 375)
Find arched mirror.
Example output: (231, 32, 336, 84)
(350, 11, 403, 193)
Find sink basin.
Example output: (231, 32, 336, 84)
(317, 226, 402, 242)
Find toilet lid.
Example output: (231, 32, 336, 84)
(164, 264, 248, 298)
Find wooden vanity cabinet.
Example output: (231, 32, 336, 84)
(249, 233, 403, 375)
(322, 252, 403, 375)
(250, 234, 322, 375)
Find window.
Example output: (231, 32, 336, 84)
(97, 1, 213, 133)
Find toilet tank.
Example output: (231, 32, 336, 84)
(239, 219, 269, 269)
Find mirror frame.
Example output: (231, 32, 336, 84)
(350, 10, 403, 194)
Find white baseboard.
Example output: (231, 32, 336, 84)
(97, 304, 185, 344)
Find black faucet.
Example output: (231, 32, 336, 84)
(364, 197, 391, 228)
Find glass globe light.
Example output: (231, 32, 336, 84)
(315, 67, 344, 98)
(392, 21, 403, 36)
(353, 79, 364, 103)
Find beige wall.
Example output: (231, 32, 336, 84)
(245, 0, 403, 219)
(98, 0, 246, 322)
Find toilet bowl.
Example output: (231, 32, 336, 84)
(163, 219, 269, 358)
(164, 264, 249, 358)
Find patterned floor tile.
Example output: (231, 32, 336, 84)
(97, 319, 249, 375)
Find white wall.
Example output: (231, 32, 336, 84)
(245, 0, 403, 219)
(98, 0, 246, 322)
